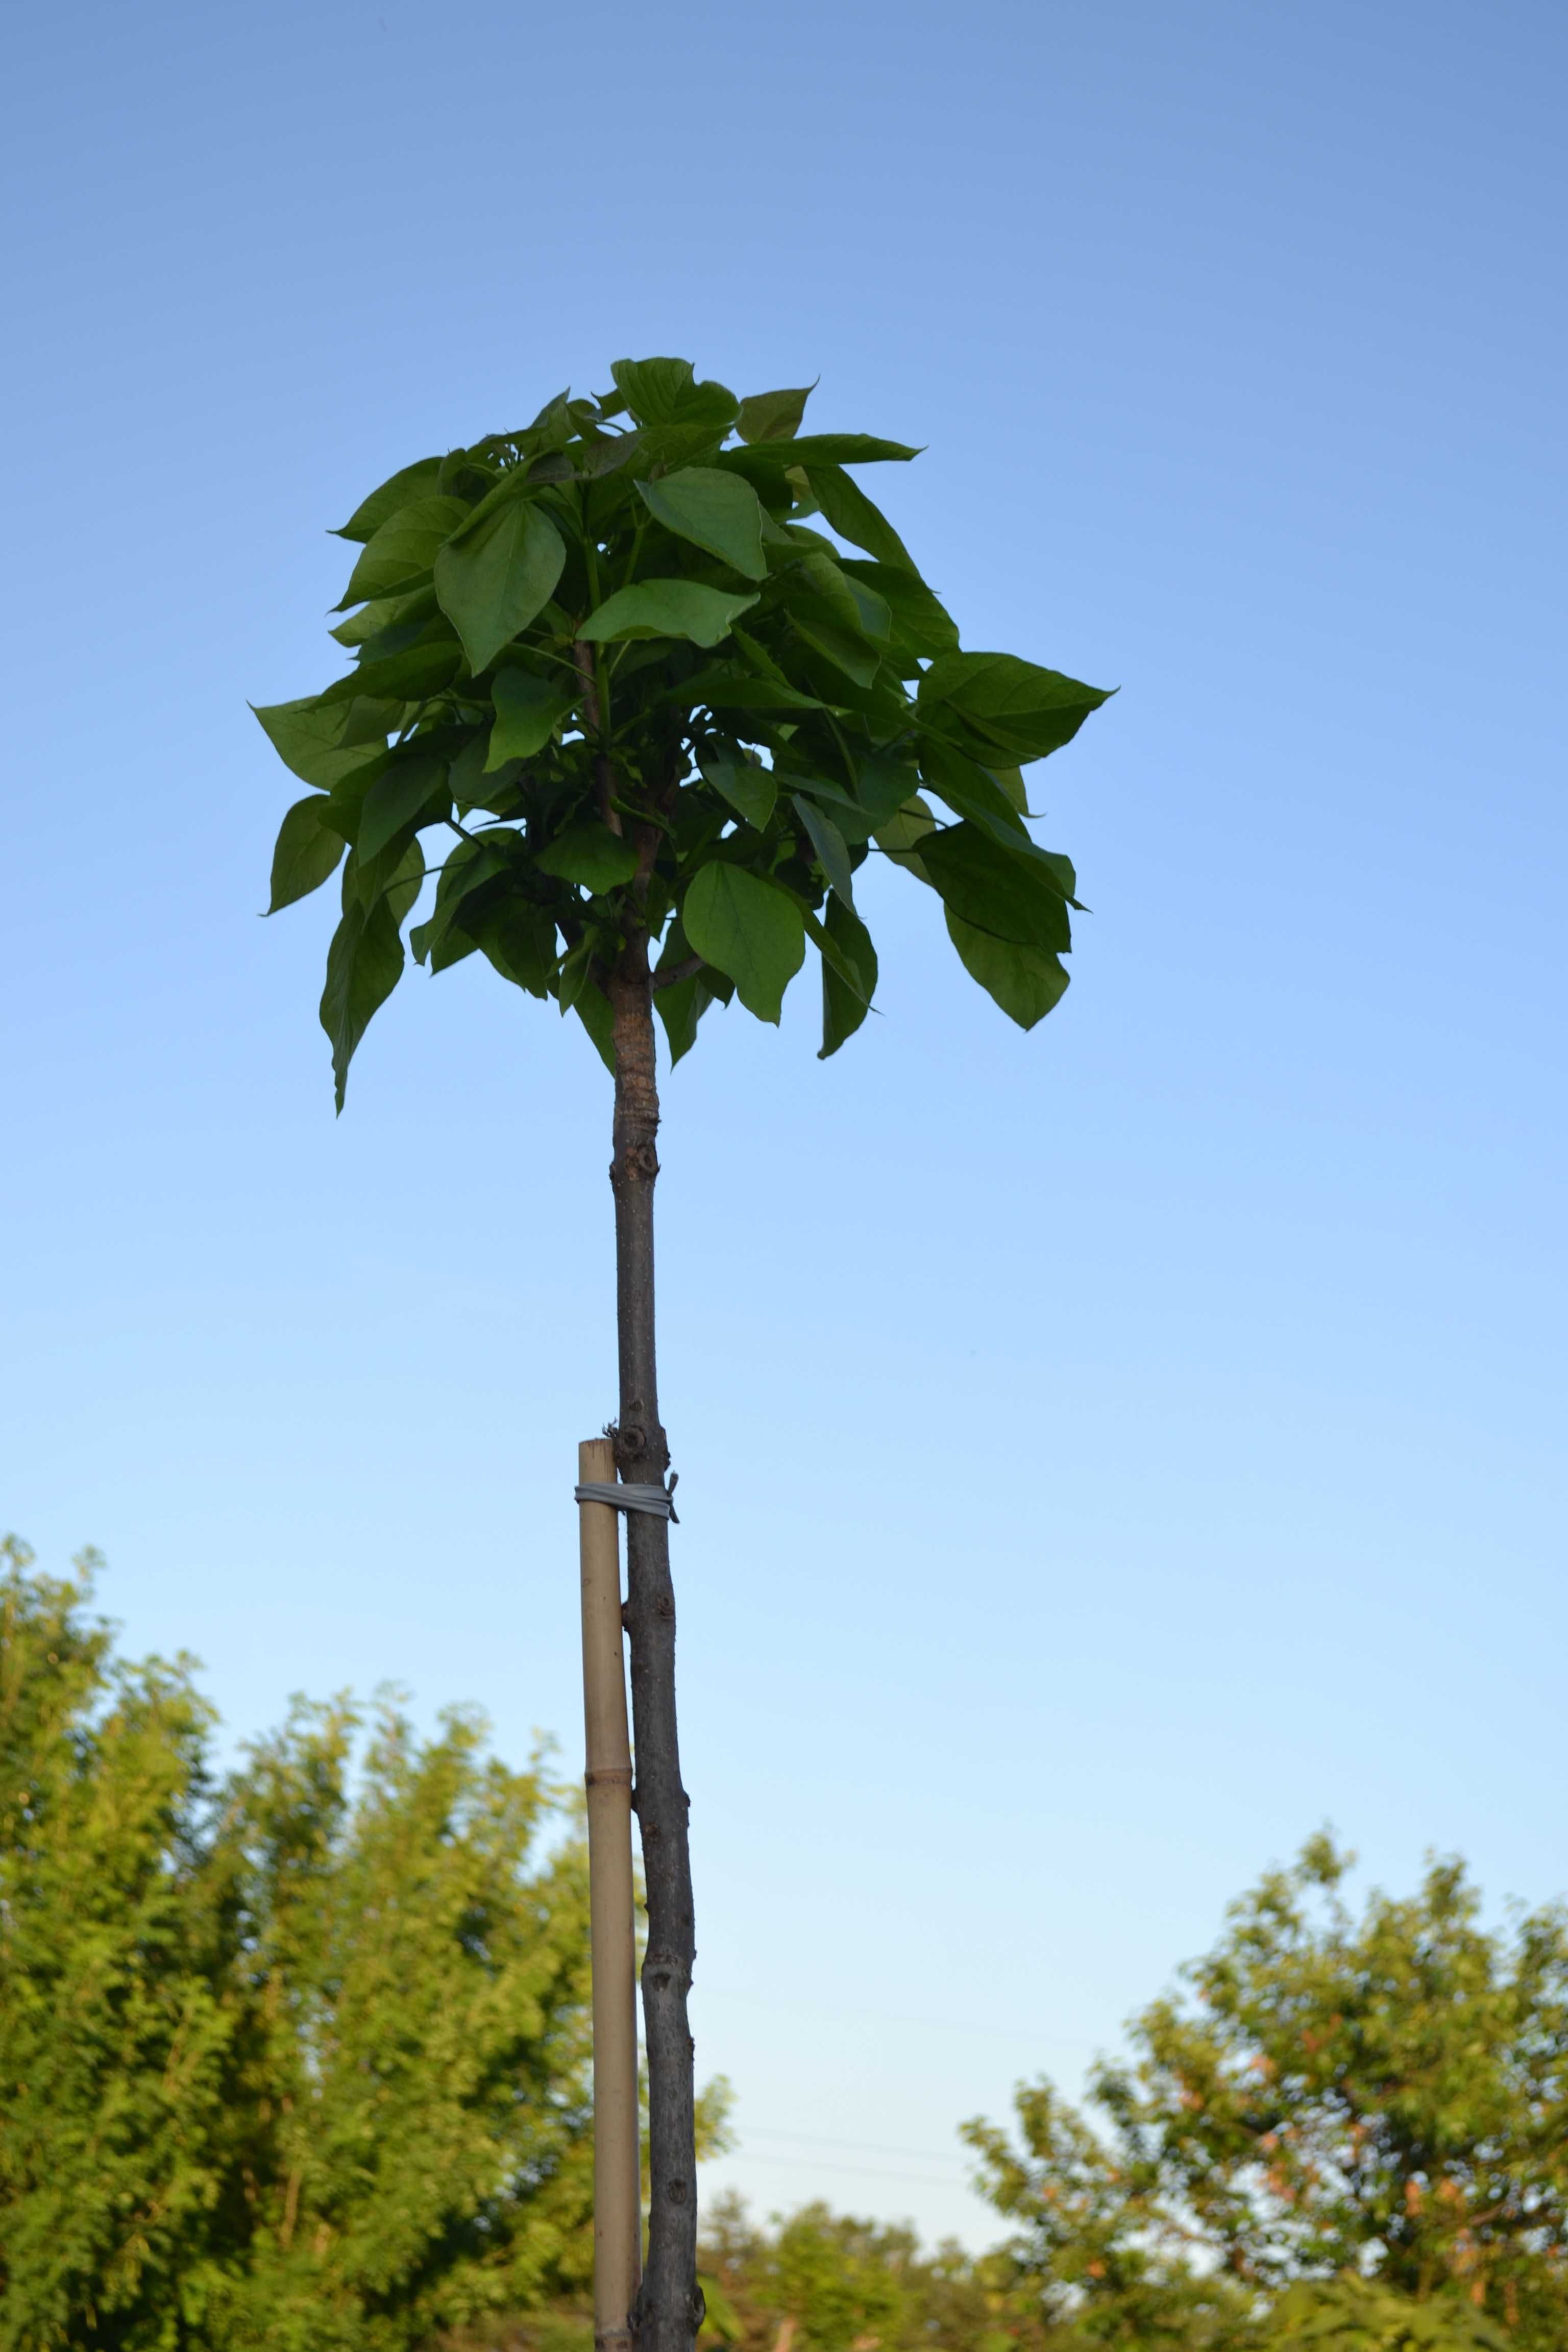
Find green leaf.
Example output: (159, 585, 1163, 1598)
(635, 468, 767, 580)
(683, 863, 805, 1023)
(578, 580, 757, 648)
(805, 464, 915, 570)
(722, 434, 920, 472)
(919, 822, 1073, 951)
(330, 583, 440, 649)
(698, 749, 777, 831)
(535, 824, 641, 894)
(635, 419, 737, 474)
(778, 754, 916, 846)
(410, 838, 508, 967)
(945, 911, 1069, 1029)
(476, 901, 557, 995)
(874, 792, 936, 880)
(268, 796, 346, 912)
(573, 979, 617, 1073)
(347, 830, 424, 920)
(332, 693, 405, 747)
(610, 357, 739, 432)
(316, 751, 391, 843)
(840, 561, 959, 658)
(814, 894, 878, 1059)
(791, 794, 854, 904)
(918, 651, 1112, 762)
(434, 496, 566, 672)
(918, 742, 1080, 893)
(772, 553, 887, 683)
(450, 733, 522, 812)
(357, 755, 447, 863)
(334, 455, 443, 542)
(382, 838, 425, 926)
(841, 573, 893, 644)
(917, 736, 1028, 835)
(855, 755, 924, 831)
(736, 384, 815, 443)
(347, 608, 456, 670)
(654, 919, 713, 1066)
(252, 696, 370, 791)
(488, 667, 578, 764)
(555, 932, 598, 1014)
(338, 495, 470, 608)
(318, 640, 462, 708)
(675, 667, 830, 713)
(789, 606, 881, 689)
(320, 892, 404, 1110)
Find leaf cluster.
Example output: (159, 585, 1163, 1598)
(695, 2193, 1040, 2352)
(254, 359, 1110, 1104)
(1258, 2275, 1508, 2349)
(0, 1538, 596, 2352)
(965, 1837, 1568, 2350)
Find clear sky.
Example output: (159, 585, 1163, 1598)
(3, 0, 1564, 2247)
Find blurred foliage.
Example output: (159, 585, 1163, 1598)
(0, 1537, 595, 2350)
(965, 1836, 1568, 2349)
(4, 1544, 1563, 2352)
(1255, 2276, 1507, 2347)
(696, 2194, 1033, 2352)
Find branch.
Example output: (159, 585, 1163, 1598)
(573, 638, 622, 837)
(651, 957, 703, 992)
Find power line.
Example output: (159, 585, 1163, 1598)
(712, 2150, 983, 2192)
(740, 2127, 968, 2167)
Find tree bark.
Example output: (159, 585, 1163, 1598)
(608, 939, 701, 2352)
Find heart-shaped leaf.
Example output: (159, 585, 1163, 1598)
(578, 580, 757, 648)
(683, 863, 805, 1023)
(435, 497, 566, 672)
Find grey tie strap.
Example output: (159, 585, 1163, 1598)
(575, 1475, 679, 1526)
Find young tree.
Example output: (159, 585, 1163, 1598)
(254, 358, 1111, 2352)
(965, 1837, 1568, 2349)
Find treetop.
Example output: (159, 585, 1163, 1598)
(254, 359, 1112, 1107)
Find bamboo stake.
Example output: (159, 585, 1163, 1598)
(579, 1436, 642, 2352)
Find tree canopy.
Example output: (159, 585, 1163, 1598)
(0, 1537, 595, 2351)
(254, 358, 1110, 1107)
(964, 1836, 1568, 2349)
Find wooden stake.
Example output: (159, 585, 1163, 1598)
(579, 1436, 642, 2352)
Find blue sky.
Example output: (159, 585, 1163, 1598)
(3, 0, 1564, 2244)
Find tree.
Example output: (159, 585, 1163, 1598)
(696, 2194, 1024, 2352)
(0, 1537, 597, 2350)
(964, 1837, 1568, 2349)
(0, 1536, 241, 2350)
(1256, 2277, 1507, 2349)
(253, 358, 1110, 2352)
(201, 1695, 596, 2351)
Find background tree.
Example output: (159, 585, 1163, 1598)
(1255, 2277, 1507, 2350)
(965, 1837, 1568, 2350)
(0, 1538, 596, 2352)
(695, 2195, 1025, 2352)
(0, 1535, 241, 2350)
(201, 1695, 596, 2351)
(254, 354, 1110, 2352)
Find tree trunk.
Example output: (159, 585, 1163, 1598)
(608, 943, 701, 2352)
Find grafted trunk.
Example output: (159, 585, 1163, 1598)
(608, 943, 701, 2352)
